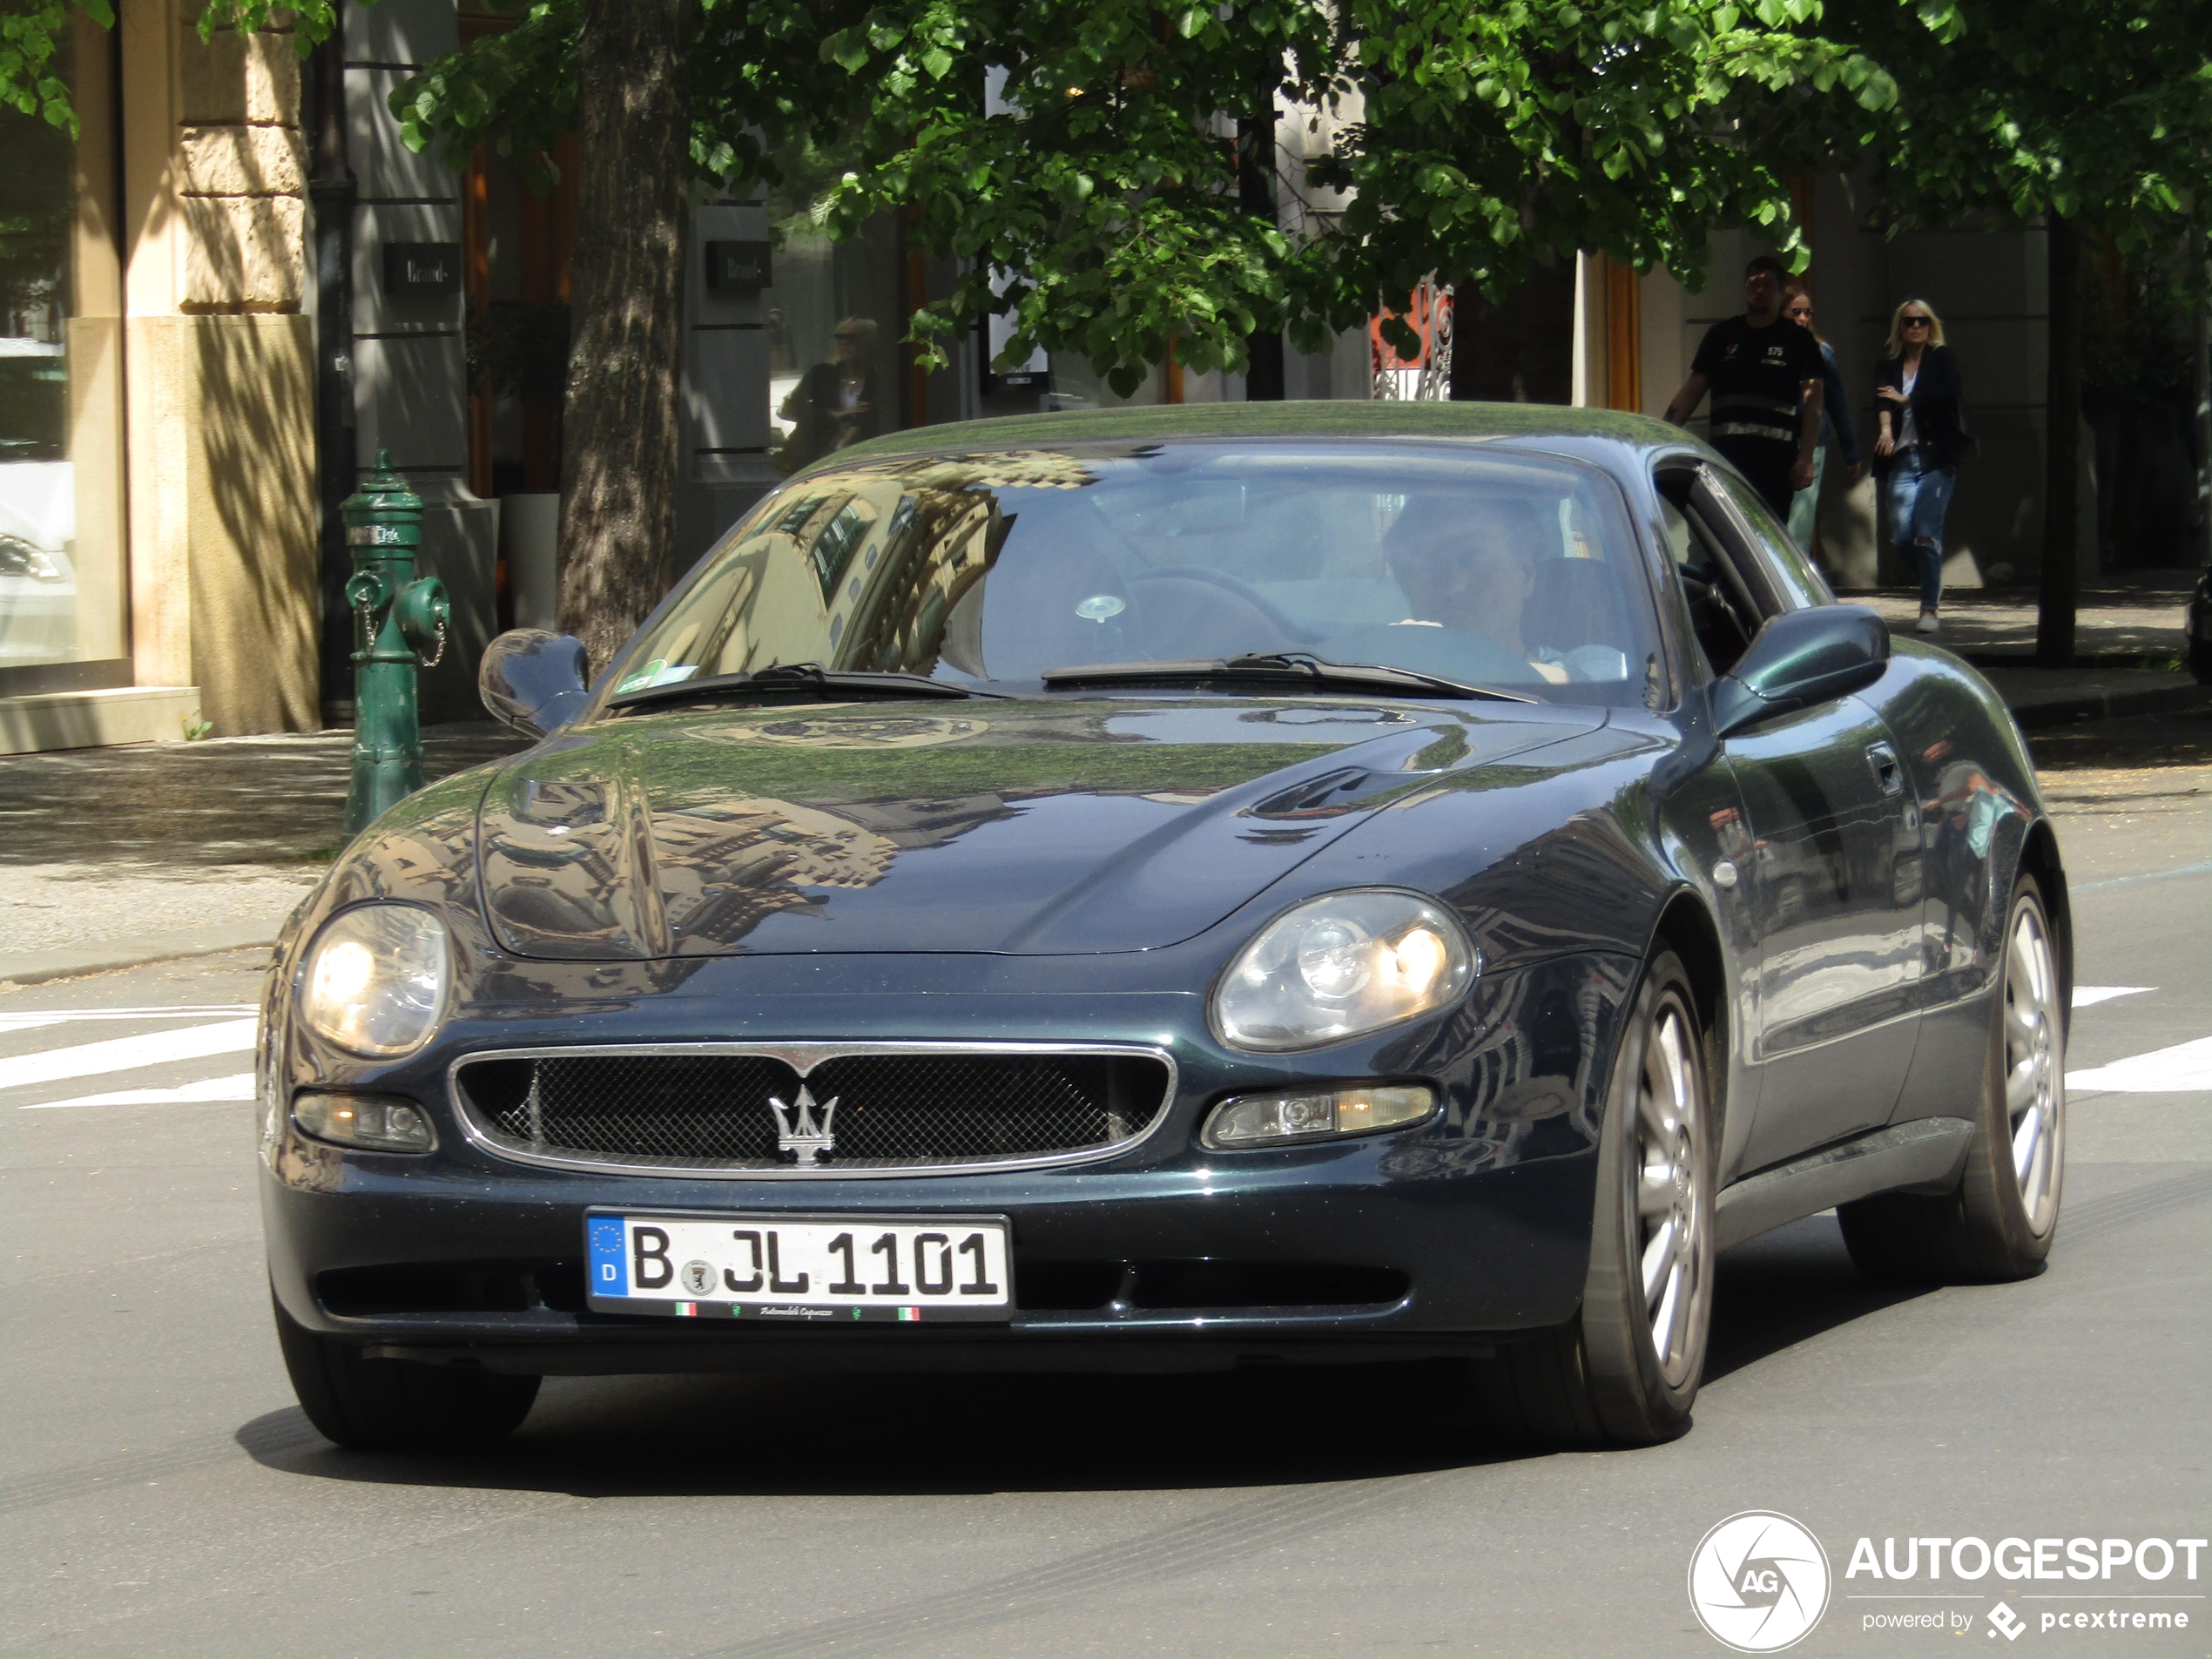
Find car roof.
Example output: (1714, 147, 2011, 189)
(822, 399, 1687, 473)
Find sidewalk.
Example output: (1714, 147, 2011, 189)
(1849, 571, 2207, 730)
(2, 587, 2204, 987)
(0, 724, 529, 985)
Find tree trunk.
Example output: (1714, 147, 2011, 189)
(2036, 215, 2080, 667)
(555, 0, 695, 671)
(2192, 231, 2212, 572)
(1238, 91, 1285, 401)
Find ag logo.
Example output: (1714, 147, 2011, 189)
(1688, 1511, 1831, 1652)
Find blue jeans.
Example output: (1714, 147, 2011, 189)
(1889, 448, 1956, 609)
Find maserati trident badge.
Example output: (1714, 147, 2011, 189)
(769, 1085, 839, 1163)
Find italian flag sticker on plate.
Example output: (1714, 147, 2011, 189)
(897, 1307, 921, 1322)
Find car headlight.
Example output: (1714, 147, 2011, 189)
(1211, 890, 1476, 1052)
(297, 906, 451, 1058)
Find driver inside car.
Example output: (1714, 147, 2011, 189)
(1374, 499, 1624, 685)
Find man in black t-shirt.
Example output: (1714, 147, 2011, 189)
(1663, 255, 1824, 520)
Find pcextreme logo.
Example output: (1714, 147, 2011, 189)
(1689, 1511, 1834, 1652)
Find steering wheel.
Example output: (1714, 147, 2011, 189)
(1127, 567, 1316, 659)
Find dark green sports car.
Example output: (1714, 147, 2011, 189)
(260, 403, 2070, 1453)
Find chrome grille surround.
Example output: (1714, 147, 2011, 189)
(445, 1041, 1180, 1179)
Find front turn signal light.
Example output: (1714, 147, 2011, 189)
(293, 1091, 437, 1153)
(1202, 1083, 1436, 1150)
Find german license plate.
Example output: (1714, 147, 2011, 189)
(584, 1211, 1012, 1323)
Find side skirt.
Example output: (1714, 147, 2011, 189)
(1715, 1116, 1974, 1250)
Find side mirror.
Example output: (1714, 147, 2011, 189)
(1710, 604, 1889, 737)
(480, 629, 590, 737)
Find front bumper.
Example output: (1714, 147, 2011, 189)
(262, 956, 1633, 1373)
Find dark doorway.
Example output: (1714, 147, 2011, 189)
(1451, 263, 1575, 405)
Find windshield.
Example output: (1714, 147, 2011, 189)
(616, 442, 1663, 706)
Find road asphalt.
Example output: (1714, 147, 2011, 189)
(0, 709, 2206, 1657)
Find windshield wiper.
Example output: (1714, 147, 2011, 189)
(1041, 652, 1535, 703)
(607, 662, 1001, 710)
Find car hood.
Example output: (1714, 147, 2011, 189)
(476, 696, 1604, 959)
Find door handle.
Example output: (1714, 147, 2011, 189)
(1865, 741, 1905, 798)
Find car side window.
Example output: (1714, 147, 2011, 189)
(1657, 475, 1759, 678)
(1705, 470, 1836, 609)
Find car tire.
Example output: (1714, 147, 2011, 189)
(1838, 873, 2065, 1284)
(273, 1291, 540, 1452)
(1472, 948, 1716, 1447)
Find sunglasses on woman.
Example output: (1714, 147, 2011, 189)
(1902, 315, 1932, 327)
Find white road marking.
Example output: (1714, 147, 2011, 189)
(0, 1006, 256, 1027)
(22, 1074, 257, 1110)
(0, 1020, 260, 1093)
(2072, 986, 2153, 1009)
(2067, 1036, 2212, 1095)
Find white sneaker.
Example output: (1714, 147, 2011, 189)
(1914, 610, 1941, 635)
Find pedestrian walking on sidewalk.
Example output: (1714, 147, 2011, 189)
(1664, 254, 1825, 520)
(1781, 284, 1863, 564)
(1873, 299, 1966, 635)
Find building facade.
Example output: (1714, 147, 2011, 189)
(2, 2, 318, 752)
(2, 2, 2125, 755)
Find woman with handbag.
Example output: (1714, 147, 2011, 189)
(1873, 299, 1966, 634)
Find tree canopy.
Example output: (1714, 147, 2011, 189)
(1831, 0, 2212, 247)
(10, 0, 2204, 380)
(782, 0, 1901, 388)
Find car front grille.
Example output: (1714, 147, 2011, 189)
(451, 1047, 1175, 1175)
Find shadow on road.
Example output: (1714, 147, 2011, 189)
(236, 1212, 1931, 1497)
(234, 1358, 1533, 1498)
(1705, 1210, 1933, 1383)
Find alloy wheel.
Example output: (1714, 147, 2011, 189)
(2002, 901, 2064, 1234)
(1635, 1001, 1704, 1388)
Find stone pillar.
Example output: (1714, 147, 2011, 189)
(119, 0, 319, 736)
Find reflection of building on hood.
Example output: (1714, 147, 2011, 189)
(652, 792, 1016, 947)
(830, 793, 1019, 849)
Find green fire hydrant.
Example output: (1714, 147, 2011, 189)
(342, 450, 450, 835)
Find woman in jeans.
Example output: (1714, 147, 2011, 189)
(1873, 299, 1966, 634)
(1781, 285, 1863, 563)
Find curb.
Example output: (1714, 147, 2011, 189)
(2005, 681, 2212, 732)
(0, 921, 280, 988)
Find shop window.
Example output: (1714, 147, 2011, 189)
(0, 17, 128, 693)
